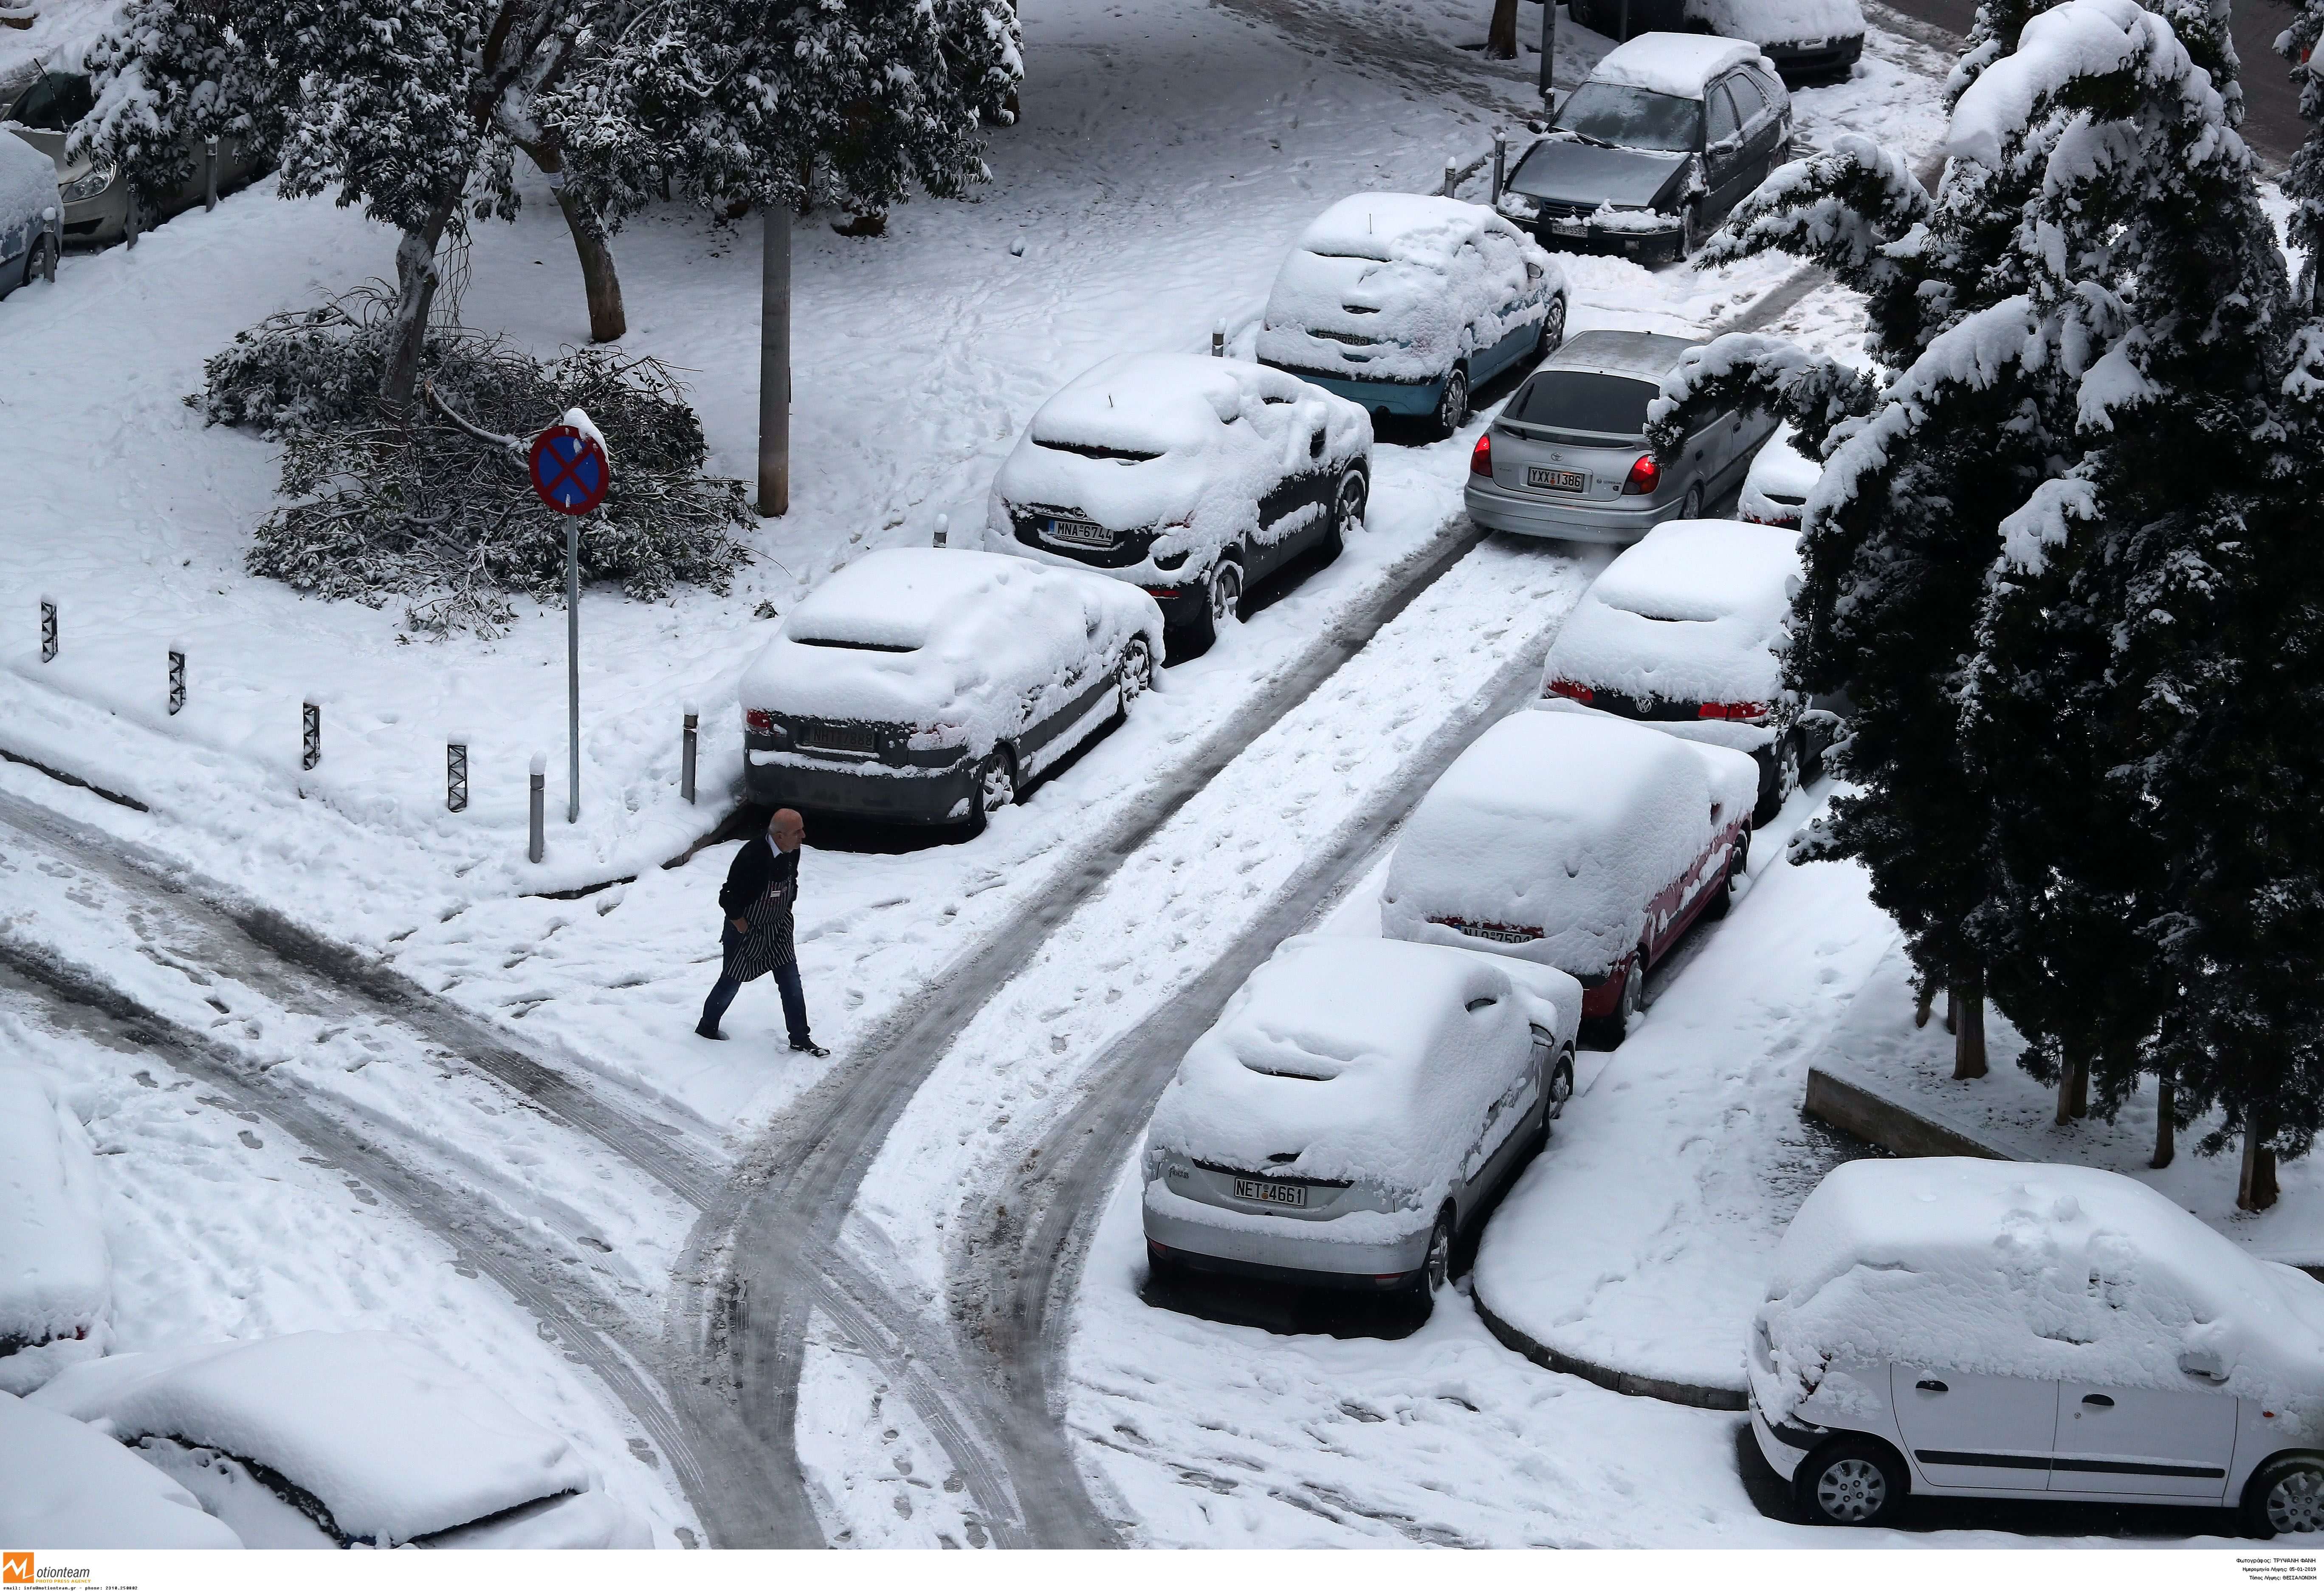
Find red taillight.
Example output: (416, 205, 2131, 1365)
(1546, 677, 1595, 703)
(1622, 455, 1661, 495)
(1471, 433, 1494, 478)
(1697, 701, 1767, 721)
(745, 708, 775, 734)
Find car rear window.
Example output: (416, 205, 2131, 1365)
(1509, 371, 1660, 438)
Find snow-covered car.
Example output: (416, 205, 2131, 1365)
(741, 547, 1165, 828)
(1380, 708, 1757, 1042)
(1751, 1159, 2324, 1535)
(0, 126, 58, 299)
(1739, 419, 1819, 526)
(2, 1391, 244, 1548)
(1254, 192, 1569, 436)
(1466, 329, 1775, 541)
(1537, 518, 1836, 824)
(28, 1332, 649, 1548)
(0, 1066, 110, 1396)
(1141, 936, 1582, 1304)
(1494, 35, 1792, 263)
(1569, 0, 1865, 84)
(989, 353, 1370, 648)
(5, 69, 265, 248)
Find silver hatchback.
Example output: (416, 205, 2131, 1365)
(1464, 329, 1774, 543)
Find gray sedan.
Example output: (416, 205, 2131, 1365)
(1464, 329, 1775, 542)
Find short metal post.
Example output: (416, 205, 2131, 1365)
(1442, 156, 1458, 197)
(168, 647, 185, 715)
(1492, 128, 1508, 203)
(1541, 0, 1557, 102)
(932, 513, 949, 548)
(39, 594, 56, 662)
(528, 754, 546, 863)
(301, 701, 321, 771)
(204, 138, 218, 211)
(39, 207, 56, 280)
(680, 705, 699, 805)
(446, 741, 468, 813)
(1212, 320, 1226, 357)
(566, 516, 581, 824)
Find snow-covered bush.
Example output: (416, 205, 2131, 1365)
(197, 291, 752, 635)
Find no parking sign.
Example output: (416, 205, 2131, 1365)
(529, 420, 611, 515)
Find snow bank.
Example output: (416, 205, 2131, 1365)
(1381, 711, 1757, 979)
(0, 127, 56, 271)
(1592, 33, 1769, 99)
(1144, 936, 1580, 1198)
(1686, 0, 1863, 47)
(0, 1065, 110, 1395)
(1739, 422, 1819, 525)
(1539, 519, 1801, 709)
(0, 1392, 244, 1548)
(737, 547, 1163, 758)
(1255, 194, 1562, 386)
(987, 353, 1369, 584)
(28, 1332, 615, 1547)
(1754, 1159, 2324, 1435)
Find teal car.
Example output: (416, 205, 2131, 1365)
(1255, 192, 1568, 438)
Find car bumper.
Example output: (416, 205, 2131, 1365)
(1258, 364, 1447, 419)
(60, 186, 130, 246)
(1750, 1398, 1816, 1483)
(745, 751, 978, 825)
(1765, 34, 1865, 82)
(1524, 214, 1687, 265)
(1142, 1187, 1433, 1287)
(1465, 474, 1684, 543)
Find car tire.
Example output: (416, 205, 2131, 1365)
(1797, 1438, 1908, 1527)
(23, 232, 54, 290)
(1704, 832, 1748, 920)
(964, 746, 1017, 835)
(1679, 482, 1704, 522)
(1116, 636, 1154, 715)
(1536, 296, 1567, 361)
(1433, 366, 1471, 439)
(1754, 735, 1802, 827)
(1322, 466, 1366, 560)
(1546, 1046, 1575, 1122)
(1679, 204, 1704, 260)
(2244, 1455, 2324, 1538)
(1599, 947, 1649, 1044)
(1207, 556, 1244, 630)
(1410, 1206, 1455, 1305)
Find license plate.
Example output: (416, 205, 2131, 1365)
(1046, 518, 1113, 548)
(798, 723, 877, 756)
(1232, 1177, 1307, 1208)
(1528, 466, 1586, 492)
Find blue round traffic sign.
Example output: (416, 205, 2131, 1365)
(529, 424, 610, 515)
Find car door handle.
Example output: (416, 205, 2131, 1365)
(1914, 1379, 1948, 1394)
(2081, 1394, 2115, 1408)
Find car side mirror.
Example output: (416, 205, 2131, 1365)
(2179, 1346, 2228, 1382)
(1708, 135, 1744, 160)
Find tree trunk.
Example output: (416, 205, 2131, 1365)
(2150, 1071, 2175, 1169)
(1487, 0, 1520, 58)
(522, 137, 625, 344)
(757, 203, 791, 517)
(2054, 1051, 2089, 1126)
(1943, 985, 1958, 1035)
(2238, 1118, 2279, 1212)
(2068, 1053, 2089, 1118)
(1951, 963, 1987, 1079)
(379, 192, 463, 415)
(1914, 982, 1936, 1029)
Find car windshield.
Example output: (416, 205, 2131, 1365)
(9, 71, 93, 131)
(1553, 82, 1702, 153)
(1509, 371, 1661, 439)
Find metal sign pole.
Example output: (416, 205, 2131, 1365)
(1541, 0, 1557, 101)
(566, 515, 581, 823)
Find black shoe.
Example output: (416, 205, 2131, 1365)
(789, 1039, 830, 1058)
(696, 1024, 727, 1041)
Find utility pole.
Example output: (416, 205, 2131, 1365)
(758, 204, 791, 517)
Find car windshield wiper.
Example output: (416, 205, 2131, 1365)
(1554, 129, 1616, 149)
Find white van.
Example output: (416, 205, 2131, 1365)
(1751, 1158, 2324, 1535)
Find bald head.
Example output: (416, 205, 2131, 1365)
(770, 808, 805, 852)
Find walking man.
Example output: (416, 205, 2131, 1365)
(697, 807, 829, 1056)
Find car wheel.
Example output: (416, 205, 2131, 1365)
(966, 748, 1017, 835)
(1602, 947, 1648, 1044)
(1797, 1439, 1907, 1527)
(1546, 1046, 1575, 1121)
(1410, 1207, 1455, 1304)
(2245, 1455, 2324, 1537)
(1208, 556, 1244, 631)
(23, 232, 54, 289)
(1116, 636, 1154, 711)
(1679, 482, 1704, 522)
(1754, 735, 1802, 828)
(1679, 204, 1704, 260)
(1433, 366, 1471, 438)
(1322, 466, 1366, 559)
(1536, 296, 1567, 361)
(1704, 833, 1749, 920)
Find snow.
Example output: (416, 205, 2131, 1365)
(1945, 0, 2211, 169)
(0, 1391, 245, 1548)
(1379, 710, 1758, 980)
(1144, 935, 1579, 1202)
(1738, 421, 1819, 525)
(1537, 517, 1801, 709)
(1254, 194, 1562, 386)
(0, 1064, 110, 1394)
(736, 547, 1162, 757)
(27, 1331, 632, 1547)
(1754, 1158, 2324, 1434)
(1687, 0, 1864, 48)
(0, 124, 55, 264)
(1591, 32, 1771, 99)
(986, 353, 1369, 584)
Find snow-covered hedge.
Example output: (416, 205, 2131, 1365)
(0, 1065, 110, 1396)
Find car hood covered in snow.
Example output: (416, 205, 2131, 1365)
(1508, 138, 1691, 211)
(1381, 711, 1757, 979)
(1542, 518, 1800, 706)
(0, 1391, 244, 1548)
(1144, 936, 1579, 1196)
(0, 1064, 110, 1395)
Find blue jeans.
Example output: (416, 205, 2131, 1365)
(699, 939, 811, 1047)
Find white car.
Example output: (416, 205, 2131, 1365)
(1537, 518, 1835, 824)
(1753, 1159, 2324, 1536)
(1739, 420, 1819, 526)
(30, 1332, 649, 1548)
(1381, 709, 1757, 1042)
(2, 1392, 244, 1547)
(1142, 936, 1581, 1305)
(989, 353, 1370, 648)
(740, 547, 1165, 829)
(1255, 192, 1568, 437)
(1567, 0, 1866, 83)
(0, 1065, 110, 1395)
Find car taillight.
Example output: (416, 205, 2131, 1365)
(745, 709, 776, 734)
(1470, 433, 1493, 477)
(1698, 701, 1767, 721)
(1622, 455, 1661, 494)
(1545, 677, 1594, 703)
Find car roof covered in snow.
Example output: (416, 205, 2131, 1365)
(28, 1332, 595, 1547)
(1545, 519, 1801, 705)
(1028, 352, 1314, 457)
(0, 1391, 244, 1548)
(1592, 31, 1771, 98)
(1145, 936, 1580, 1193)
(1538, 329, 1701, 385)
(1755, 1160, 2324, 1426)
(1294, 191, 1517, 264)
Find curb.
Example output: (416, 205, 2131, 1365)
(1801, 1063, 2014, 1161)
(1471, 1292, 1747, 1412)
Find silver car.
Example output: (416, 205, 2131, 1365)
(1464, 328, 1775, 542)
(5, 70, 264, 248)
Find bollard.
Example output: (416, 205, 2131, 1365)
(302, 701, 321, 771)
(1212, 319, 1226, 358)
(933, 513, 949, 548)
(39, 207, 56, 281)
(1492, 128, 1507, 204)
(1442, 156, 1458, 197)
(529, 754, 547, 863)
(204, 138, 218, 211)
(681, 703, 699, 805)
(168, 646, 185, 716)
(446, 740, 469, 813)
(39, 594, 56, 662)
